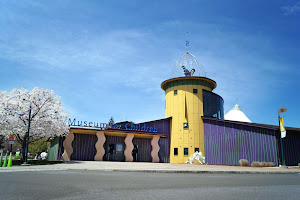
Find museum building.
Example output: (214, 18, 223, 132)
(48, 51, 300, 166)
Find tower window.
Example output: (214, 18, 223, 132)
(174, 148, 178, 156)
(174, 90, 177, 95)
(184, 148, 188, 156)
(193, 89, 198, 94)
(195, 148, 199, 152)
(183, 122, 188, 129)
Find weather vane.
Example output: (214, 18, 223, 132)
(186, 32, 190, 52)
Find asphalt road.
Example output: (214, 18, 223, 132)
(1, 170, 299, 200)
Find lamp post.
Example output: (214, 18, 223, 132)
(23, 99, 32, 165)
(277, 108, 287, 167)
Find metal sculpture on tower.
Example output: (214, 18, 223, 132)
(172, 32, 207, 78)
(181, 66, 195, 77)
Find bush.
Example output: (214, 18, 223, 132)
(251, 161, 275, 167)
(263, 162, 275, 167)
(239, 159, 249, 166)
(251, 161, 262, 167)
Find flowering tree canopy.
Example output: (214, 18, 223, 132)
(0, 87, 69, 154)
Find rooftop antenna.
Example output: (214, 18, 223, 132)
(186, 32, 190, 53)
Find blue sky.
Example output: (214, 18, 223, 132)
(1, 0, 299, 127)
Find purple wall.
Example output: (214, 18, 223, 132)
(158, 137, 170, 163)
(55, 118, 171, 162)
(71, 133, 97, 161)
(132, 137, 152, 162)
(68, 133, 170, 163)
(113, 118, 171, 136)
(277, 130, 300, 166)
(203, 118, 278, 165)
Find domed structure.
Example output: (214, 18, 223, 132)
(225, 104, 252, 123)
(172, 51, 206, 78)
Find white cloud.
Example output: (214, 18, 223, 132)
(0, 30, 141, 71)
(281, 1, 300, 15)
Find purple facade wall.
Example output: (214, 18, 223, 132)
(102, 136, 169, 162)
(71, 133, 97, 161)
(56, 118, 171, 162)
(114, 118, 171, 136)
(158, 137, 170, 163)
(203, 118, 278, 165)
(278, 130, 300, 166)
(132, 137, 152, 162)
(68, 133, 169, 163)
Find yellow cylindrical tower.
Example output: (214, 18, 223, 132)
(161, 76, 217, 163)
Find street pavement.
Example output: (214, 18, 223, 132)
(0, 161, 300, 174)
(1, 170, 299, 200)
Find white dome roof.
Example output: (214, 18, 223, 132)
(225, 104, 252, 123)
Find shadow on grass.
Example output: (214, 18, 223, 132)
(12, 160, 63, 166)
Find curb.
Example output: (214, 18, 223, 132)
(111, 169, 300, 174)
(1, 167, 299, 174)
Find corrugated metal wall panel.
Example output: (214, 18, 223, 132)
(278, 130, 300, 166)
(204, 119, 278, 165)
(71, 133, 97, 161)
(132, 137, 152, 162)
(158, 138, 170, 163)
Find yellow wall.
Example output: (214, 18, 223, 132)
(165, 84, 213, 163)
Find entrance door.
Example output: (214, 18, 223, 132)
(115, 144, 124, 161)
(108, 143, 125, 161)
(133, 145, 139, 162)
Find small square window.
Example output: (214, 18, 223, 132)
(184, 148, 189, 156)
(174, 90, 177, 95)
(183, 122, 188, 129)
(193, 89, 198, 94)
(174, 148, 178, 156)
(195, 148, 199, 153)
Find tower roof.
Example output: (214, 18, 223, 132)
(225, 104, 252, 123)
(161, 76, 216, 91)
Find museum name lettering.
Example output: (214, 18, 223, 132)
(68, 118, 108, 129)
(68, 118, 158, 132)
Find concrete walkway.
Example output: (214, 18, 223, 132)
(1, 161, 300, 174)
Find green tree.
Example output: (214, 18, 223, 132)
(28, 137, 49, 155)
(108, 117, 115, 128)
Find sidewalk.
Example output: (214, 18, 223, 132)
(1, 161, 300, 174)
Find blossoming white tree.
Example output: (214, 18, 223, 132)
(0, 87, 69, 160)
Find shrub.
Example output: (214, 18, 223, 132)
(251, 161, 262, 167)
(239, 159, 249, 166)
(251, 161, 275, 167)
(264, 162, 275, 167)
